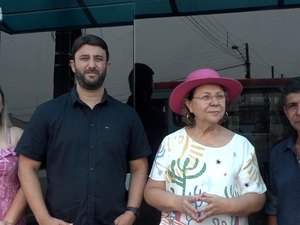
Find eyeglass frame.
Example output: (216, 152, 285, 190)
(192, 92, 228, 103)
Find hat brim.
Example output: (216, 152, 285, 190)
(169, 77, 243, 115)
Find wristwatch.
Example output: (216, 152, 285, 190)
(126, 206, 140, 217)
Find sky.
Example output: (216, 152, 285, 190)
(135, 8, 300, 82)
(1, 7, 300, 121)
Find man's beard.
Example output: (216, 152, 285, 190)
(75, 68, 106, 90)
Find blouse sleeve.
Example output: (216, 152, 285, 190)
(237, 139, 267, 195)
(149, 136, 169, 181)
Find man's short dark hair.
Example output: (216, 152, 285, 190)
(71, 34, 109, 60)
(281, 76, 300, 105)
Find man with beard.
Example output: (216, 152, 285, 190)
(16, 34, 152, 225)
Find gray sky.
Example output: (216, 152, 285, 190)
(135, 8, 300, 81)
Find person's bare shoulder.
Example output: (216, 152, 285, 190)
(10, 126, 24, 146)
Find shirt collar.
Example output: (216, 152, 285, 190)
(70, 86, 109, 107)
(284, 130, 297, 153)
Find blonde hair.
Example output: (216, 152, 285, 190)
(0, 87, 12, 145)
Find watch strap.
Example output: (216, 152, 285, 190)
(126, 206, 140, 217)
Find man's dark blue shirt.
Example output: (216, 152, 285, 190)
(16, 88, 152, 225)
(266, 131, 300, 225)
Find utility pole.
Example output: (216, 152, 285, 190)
(232, 43, 251, 79)
(245, 43, 250, 79)
(271, 66, 274, 78)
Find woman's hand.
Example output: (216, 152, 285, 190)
(173, 195, 201, 222)
(195, 191, 266, 222)
(195, 192, 229, 222)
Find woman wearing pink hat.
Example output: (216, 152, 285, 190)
(144, 68, 266, 225)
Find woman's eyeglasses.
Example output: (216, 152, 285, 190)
(193, 93, 227, 103)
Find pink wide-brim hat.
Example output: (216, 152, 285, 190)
(169, 68, 243, 115)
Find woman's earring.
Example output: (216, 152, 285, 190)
(186, 112, 194, 124)
(219, 112, 228, 124)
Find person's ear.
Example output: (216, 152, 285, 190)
(69, 60, 75, 73)
(283, 105, 288, 117)
(184, 99, 193, 114)
(106, 61, 111, 70)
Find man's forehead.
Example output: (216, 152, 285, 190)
(286, 92, 300, 101)
(75, 44, 106, 56)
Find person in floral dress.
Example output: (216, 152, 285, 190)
(0, 87, 26, 225)
(144, 68, 266, 225)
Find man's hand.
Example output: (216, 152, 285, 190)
(114, 211, 136, 225)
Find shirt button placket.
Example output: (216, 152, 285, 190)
(88, 121, 96, 221)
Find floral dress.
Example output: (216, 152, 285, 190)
(149, 128, 266, 225)
(0, 131, 26, 225)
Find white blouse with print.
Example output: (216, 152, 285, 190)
(149, 128, 266, 225)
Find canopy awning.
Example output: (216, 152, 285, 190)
(1, 0, 300, 34)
